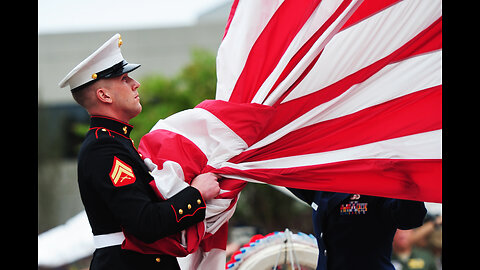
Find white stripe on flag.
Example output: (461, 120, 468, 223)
(144, 158, 189, 199)
(222, 130, 441, 170)
(283, 0, 442, 102)
(250, 51, 441, 150)
(150, 108, 248, 168)
(216, 0, 286, 101)
(253, 0, 361, 105)
(178, 248, 227, 270)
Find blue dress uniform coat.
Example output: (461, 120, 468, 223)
(289, 189, 426, 270)
(78, 116, 207, 270)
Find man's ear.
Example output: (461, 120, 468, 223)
(96, 88, 113, 104)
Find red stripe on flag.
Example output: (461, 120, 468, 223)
(122, 221, 206, 256)
(257, 17, 442, 138)
(195, 100, 275, 147)
(139, 129, 208, 183)
(223, 0, 240, 40)
(272, 51, 323, 107)
(228, 0, 322, 103)
(394, 17, 442, 62)
(265, 0, 354, 102)
(232, 85, 442, 162)
(341, 0, 402, 30)
(200, 222, 229, 252)
(215, 159, 442, 203)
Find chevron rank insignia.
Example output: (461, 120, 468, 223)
(109, 156, 136, 187)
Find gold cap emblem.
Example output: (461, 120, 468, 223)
(118, 35, 123, 47)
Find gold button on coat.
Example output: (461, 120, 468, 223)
(187, 204, 192, 210)
(178, 209, 183, 215)
(197, 199, 202, 205)
(155, 257, 161, 263)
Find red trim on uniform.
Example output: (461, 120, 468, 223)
(89, 126, 136, 140)
(171, 204, 206, 223)
(91, 115, 133, 127)
(94, 127, 100, 139)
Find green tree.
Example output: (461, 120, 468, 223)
(130, 48, 217, 146)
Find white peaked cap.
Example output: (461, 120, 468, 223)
(58, 33, 140, 92)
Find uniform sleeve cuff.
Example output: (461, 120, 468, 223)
(169, 186, 206, 223)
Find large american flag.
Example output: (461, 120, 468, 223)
(122, 0, 442, 268)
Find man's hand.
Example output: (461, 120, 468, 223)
(191, 172, 221, 201)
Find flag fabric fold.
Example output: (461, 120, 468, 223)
(122, 0, 442, 268)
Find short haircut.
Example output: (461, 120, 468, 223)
(71, 81, 100, 109)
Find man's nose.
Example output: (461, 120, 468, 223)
(132, 78, 140, 90)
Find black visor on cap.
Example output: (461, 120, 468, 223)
(70, 60, 141, 93)
(98, 60, 141, 79)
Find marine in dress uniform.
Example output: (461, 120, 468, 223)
(289, 189, 427, 270)
(59, 34, 215, 270)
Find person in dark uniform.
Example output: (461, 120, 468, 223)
(289, 189, 427, 270)
(59, 33, 221, 270)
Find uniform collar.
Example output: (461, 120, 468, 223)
(90, 115, 133, 138)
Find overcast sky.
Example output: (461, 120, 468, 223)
(38, 0, 229, 34)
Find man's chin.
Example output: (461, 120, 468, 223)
(133, 105, 142, 118)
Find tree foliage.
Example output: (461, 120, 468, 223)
(130, 48, 217, 146)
